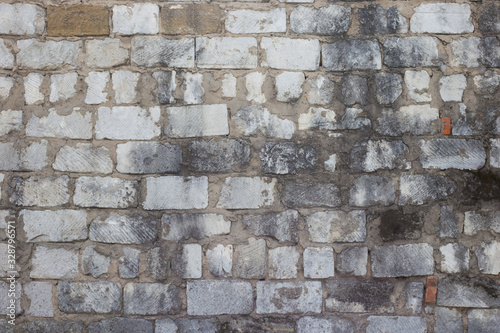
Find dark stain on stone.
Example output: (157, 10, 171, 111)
(379, 209, 423, 241)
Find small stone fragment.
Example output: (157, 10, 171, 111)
(275, 72, 305, 102)
(245, 72, 266, 104)
(439, 74, 467, 102)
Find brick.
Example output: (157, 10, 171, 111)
(323, 40, 381, 71)
(405, 282, 424, 314)
(173, 244, 202, 279)
(86, 39, 129, 68)
(405, 70, 431, 102)
(290, 5, 351, 35)
(325, 279, 395, 312)
(439, 74, 466, 102)
(304, 247, 335, 278)
(262, 37, 320, 70)
(0, 141, 48, 171)
(49, 72, 77, 102)
(119, 248, 140, 279)
(187, 280, 253, 315)
(85, 71, 109, 104)
(18, 321, 83, 333)
(197, 37, 257, 69)
(162, 213, 230, 241)
(375, 73, 402, 105)
(113, 71, 139, 104)
(350, 175, 395, 207)
(234, 105, 296, 139)
(165, 104, 229, 138)
(113, 4, 159, 35)
(435, 307, 462, 333)
(10, 176, 69, 207)
(132, 36, 194, 68)
(341, 74, 367, 105)
(48, 6, 109, 36)
(31, 247, 78, 279)
(117, 141, 182, 174)
(17, 39, 81, 70)
(217, 177, 276, 209)
(0, 39, 13, 69)
(74, 177, 137, 208)
(440, 243, 469, 273)
(90, 213, 157, 244)
(227, 9, 286, 33)
(54, 143, 113, 174)
(420, 139, 486, 170)
(0, 4, 45, 35)
(124, 283, 181, 315)
(245, 71, 266, 103)
(89, 318, 154, 333)
(359, 5, 407, 35)
(307, 74, 334, 105)
(469, 309, 500, 333)
(441, 117, 451, 135)
(283, 182, 340, 208)
(379, 210, 422, 242)
(81, 246, 110, 278)
(27, 109, 92, 139)
(425, 276, 438, 304)
(58, 281, 122, 314)
(400, 174, 456, 205)
(480, 3, 500, 34)
(96, 106, 161, 140)
(371, 243, 434, 277)
(351, 140, 409, 172)
(275, 72, 305, 102)
(383, 37, 439, 67)
(188, 139, 250, 172)
(337, 247, 368, 276)
(260, 142, 316, 174)
(0, 77, 14, 100)
(25, 282, 54, 317)
(297, 316, 355, 333)
(464, 211, 500, 235)
(161, 4, 223, 35)
(366, 316, 426, 333)
(269, 246, 299, 279)
(256, 281, 322, 314)
(22, 209, 87, 242)
(375, 105, 439, 136)
(144, 176, 208, 210)
(410, 3, 473, 34)
(242, 210, 299, 242)
(235, 238, 266, 279)
(307, 210, 366, 242)
(476, 240, 500, 275)
(437, 276, 500, 307)
(206, 244, 233, 277)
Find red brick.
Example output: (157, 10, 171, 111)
(425, 276, 438, 303)
(441, 117, 451, 135)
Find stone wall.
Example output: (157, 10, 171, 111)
(0, 0, 500, 332)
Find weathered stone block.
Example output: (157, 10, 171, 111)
(359, 5, 407, 35)
(217, 177, 276, 209)
(132, 36, 194, 67)
(58, 281, 122, 313)
(440, 74, 467, 102)
(74, 177, 137, 208)
(483, 37, 500, 68)
(187, 280, 253, 315)
(283, 182, 340, 208)
(162, 213, 230, 241)
(234, 105, 296, 139)
(227, 9, 286, 33)
(96, 106, 161, 140)
(290, 5, 351, 35)
(119, 248, 140, 279)
(268, 246, 299, 279)
(113, 4, 159, 35)
(437, 276, 500, 307)
(81, 246, 110, 278)
(25, 281, 54, 317)
(86, 39, 129, 68)
(0, 4, 45, 35)
(196, 37, 257, 69)
(351, 140, 409, 172)
(17, 39, 81, 70)
(350, 175, 395, 207)
(54, 143, 113, 174)
(405, 70, 431, 102)
(31, 247, 78, 279)
(476, 240, 500, 275)
(480, 3, 500, 34)
(366, 316, 427, 333)
(307, 75, 334, 105)
(464, 211, 500, 235)
(206, 244, 233, 277)
(468, 309, 500, 333)
(0, 110, 22, 136)
(85, 71, 109, 104)
(0, 39, 13, 69)
(440, 243, 469, 274)
(420, 139, 486, 170)
(113, 70, 139, 103)
(323, 40, 381, 71)
(22, 209, 87, 242)
(341, 74, 367, 105)
(165, 104, 229, 138)
(245, 71, 266, 103)
(48, 6, 109, 36)
(10, 176, 69, 207)
(235, 238, 266, 279)
(410, 3, 473, 34)
(379, 210, 422, 242)
(450, 37, 482, 68)
(143, 176, 208, 210)
(260, 142, 316, 174)
(162, 4, 223, 35)
(124, 283, 181, 315)
(404, 282, 423, 314)
(242, 210, 299, 242)
(188, 139, 250, 172)
(371, 243, 434, 277)
(175, 319, 219, 333)
(0, 77, 13, 101)
(337, 247, 368, 276)
(50, 72, 77, 103)
(307, 210, 366, 243)
(383, 37, 439, 67)
(325, 279, 395, 312)
(117, 141, 182, 174)
(304, 247, 335, 279)
(27, 109, 92, 139)
(376, 105, 439, 136)
(90, 213, 157, 244)
(183, 72, 204, 104)
(376, 73, 402, 105)
(89, 318, 154, 333)
(0, 141, 48, 171)
(491, 138, 500, 168)
(220, 318, 295, 333)
(440, 206, 459, 238)
(153, 71, 176, 104)
(297, 316, 355, 333)
(147, 247, 169, 280)
(256, 281, 322, 314)
(173, 244, 202, 279)
(18, 321, 84, 333)
(275, 72, 305, 102)
(261, 37, 320, 70)
(435, 307, 462, 333)
(156, 319, 177, 333)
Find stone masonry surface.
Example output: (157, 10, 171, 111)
(0, 0, 500, 332)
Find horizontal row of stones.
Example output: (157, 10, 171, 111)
(2, 35, 500, 71)
(3, 69, 498, 106)
(2, 3, 500, 37)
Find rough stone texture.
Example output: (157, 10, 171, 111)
(437, 276, 500, 307)
(268, 246, 299, 279)
(54, 143, 113, 174)
(256, 281, 322, 314)
(17, 39, 81, 70)
(58, 281, 122, 313)
(404, 282, 423, 314)
(165, 104, 229, 138)
(154, 71, 176, 104)
(50, 72, 77, 103)
(85, 71, 109, 104)
(283, 182, 340, 208)
(124, 283, 181, 315)
(18, 321, 84, 333)
(440, 74, 467, 102)
(234, 105, 296, 139)
(245, 71, 266, 103)
(113, 71, 139, 104)
(468, 309, 500, 333)
(399, 174, 456, 205)
(162, 213, 230, 241)
(0, 3, 45, 35)
(450, 37, 482, 68)
(25, 282, 54, 317)
(242, 210, 299, 242)
(0, 110, 22, 136)
(47, 5, 109, 36)
(10, 176, 70, 207)
(143, 176, 208, 210)
(379, 210, 422, 242)
(90, 213, 157, 244)
(411, 3, 473, 34)
(405, 70, 431, 102)
(307, 75, 334, 105)
(376, 73, 402, 105)
(22, 209, 87, 242)
(366, 316, 427, 333)
(376, 105, 439, 136)
(187, 280, 253, 315)
(96, 106, 161, 140)
(325, 279, 395, 313)
(440, 243, 469, 274)
(359, 5, 407, 35)
(175, 319, 219, 333)
(235, 238, 266, 279)
(260, 142, 316, 174)
(307, 210, 366, 242)
(162, 4, 223, 35)
(480, 3, 500, 34)
(188, 139, 250, 172)
(119, 248, 140, 279)
(491, 138, 500, 168)
(221, 318, 294, 333)
(0, 77, 14, 101)
(383, 37, 440, 67)
(297, 316, 355, 333)
(304, 247, 335, 279)
(206, 244, 233, 277)
(132, 36, 194, 68)
(27, 109, 91, 139)
(227, 9, 286, 34)
(341, 75, 367, 105)
(0, 39, 13, 69)
(81, 246, 110, 278)
(323, 40, 381, 71)
(89, 318, 154, 333)
(420, 139, 486, 170)
(290, 5, 351, 35)
(0, 141, 48, 171)
(217, 177, 276, 209)
(435, 307, 463, 333)
(440, 206, 459, 238)
(371, 243, 434, 277)
(351, 140, 409, 172)
(173, 244, 202, 279)
(196, 37, 257, 69)
(464, 211, 500, 235)
(183, 72, 204, 104)
(86, 39, 128, 68)
(113, 4, 159, 35)
(261, 37, 320, 70)
(350, 175, 395, 207)
(476, 240, 500, 275)
(275, 72, 305, 102)
(337, 247, 368, 276)
(117, 141, 182, 174)
(147, 247, 169, 280)
(74, 177, 137, 208)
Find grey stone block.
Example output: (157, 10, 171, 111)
(297, 316, 355, 333)
(220, 317, 295, 332)
(260, 142, 316, 174)
(217, 177, 276, 209)
(420, 139, 486, 170)
(359, 5, 407, 35)
(116, 141, 182, 174)
(235, 238, 266, 279)
(58, 281, 122, 314)
(399, 174, 456, 205)
(147, 247, 169, 280)
(440, 243, 469, 273)
(81, 246, 110, 278)
(440, 206, 459, 238)
(476, 240, 500, 275)
(153, 71, 176, 104)
(18, 320, 84, 333)
(206, 244, 233, 277)
(479, 4, 500, 34)
(375, 73, 402, 105)
(162, 213, 230, 241)
(337, 247, 368, 276)
(31, 246, 78, 279)
(53, 143, 112, 174)
(283, 182, 340, 208)
(90, 213, 157, 244)
(89, 318, 154, 333)
(304, 247, 335, 278)
(22, 209, 87, 242)
(375, 105, 439, 136)
(351, 140, 409, 172)
(132, 36, 194, 67)
(165, 105, 229, 138)
(350, 175, 395, 207)
(468, 309, 500, 333)
(268, 246, 299, 279)
(383, 37, 440, 67)
(119, 247, 140, 279)
(234, 105, 296, 139)
(188, 139, 251, 172)
(341, 75, 367, 105)
(366, 316, 427, 333)
(290, 5, 351, 35)
(124, 283, 181, 315)
(371, 243, 434, 277)
(484, 37, 500, 68)
(187, 280, 253, 315)
(464, 211, 500, 235)
(175, 318, 219, 333)
(437, 276, 500, 307)
(25, 281, 54, 317)
(379, 210, 422, 241)
(74, 177, 137, 208)
(242, 210, 299, 242)
(10, 176, 69, 207)
(325, 279, 395, 313)
(256, 281, 322, 314)
(323, 40, 381, 71)
(404, 282, 423, 314)
(307, 210, 366, 243)
(435, 307, 462, 333)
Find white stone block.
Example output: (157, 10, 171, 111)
(184, 72, 204, 104)
(206, 244, 233, 277)
(0, 77, 14, 100)
(165, 104, 229, 138)
(21, 209, 88, 243)
(49, 72, 78, 103)
(0, 4, 45, 35)
(96, 106, 161, 140)
(405, 70, 432, 102)
(261, 37, 320, 70)
(276, 72, 305, 102)
(53, 143, 113, 174)
(113, 4, 159, 35)
(269, 246, 299, 279)
(31, 246, 78, 279)
(86, 38, 129, 68)
(439, 74, 467, 102)
(0, 39, 13, 69)
(246, 72, 266, 103)
(17, 39, 81, 70)
(143, 176, 209, 210)
(0, 110, 22, 136)
(24, 73, 44, 105)
(196, 37, 258, 69)
(222, 73, 237, 98)
(25, 282, 53, 317)
(304, 247, 335, 278)
(226, 9, 286, 34)
(180, 244, 202, 279)
(411, 3, 474, 34)
(27, 109, 92, 139)
(217, 177, 276, 209)
(112, 71, 139, 104)
(85, 72, 109, 105)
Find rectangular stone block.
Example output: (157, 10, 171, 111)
(291, 5, 351, 35)
(464, 211, 500, 235)
(420, 139, 486, 170)
(0, 39, 13, 69)
(469, 309, 500, 333)
(399, 174, 456, 205)
(58, 281, 122, 314)
(143, 176, 208, 210)
(187, 280, 253, 315)
(161, 4, 223, 35)
(0, 110, 22, 136)
(54, 143, 113, 174)
(217, 177, 276, 209)
(196, 37, 257, 69)
(132, 36, 194, 67)
(0, 3, 45, 35)
(17, 39, 81, 70)
(113, 4, 159, 35)
(48, 6, 109, 36)
(226, 9, 286, 34)
(74, 177, 137, 208)
(235, 105, 296, 139)
(371, 243, 434, 277)
(96, 106, 161, 140)
(242, 210, 299, 242)
(375, 105, 439, 136)
(261, 37, 320, 70)
(89, 318, 154, 333)
(437, 276, 500, 307)
(124, 283, 181, 315)
(367, 316, 427, 333)
(350, 175, 395, 207)
(18, 321, 83, 333)
(165, 104, 229, 138)
(410, 3, 473, 34)
(307, 210, 366, 242)
(322, 40, 381, 71)
(283, 182, 340, 207)
(256, 281, 322, 314)
(117, 141, 182, 174)
(260, 142, 316, 174)
(31, 246, 78, 279)
(235, 238, 266, 279)
(0, 141, 48, 171)
(26, 109, 92, 139)
(25, 282, 54, 317)
(162, 213, 230, 241)
(10, 176, 69, 207)
(384, 37, 440, 67)
(86, 39, 129, 68)
(22, 209, 88, 242)
(90, 213, 157, 244)
(188, 139, 251, 172)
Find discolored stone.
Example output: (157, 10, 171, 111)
(283, 182, 340, 208)
(420, 139, 486, 170)
(366, 316, 426, 333)
(350, 175, 395, 207)
(124, 283, 181, 315)
(188, 139, 251, 172)
(323, 40, 381, 71)
(162, 213, 230, 241)
(153, 71, 176, 104)
(256, 281, 322, 314)
(351, 140, 409, 172)
(290, 5, 351, 35)
(117, 141, 182, 174)
(119, 248, 140, 279)
(464, 211, 500, 235)
(440, 206, 459, 238)
(399, 174, 456, 205)
(147, 247, 169, 280)
(337, 247, 368, 276)
(260, 142, 316, 174)
(74, 177, 137, 208)
(217, 177, 276, 209)
(376, 105, 439, 136)
(234, 105, 296, 139)
(379, 210, 422, 241)
(383, 37, 440, 67)
(341, 75, 367, 105)
(81, 246, 110, 278)
(58, 281, 122, 314)
(161, 4, 223, 35)
(307, 210, 366, 243)
(479, 4, 500, 34)
(476, 241, 500, 275)
(375, 72, 402, 105)
(48, 6, 109, 37)
(89, 318, 154, 333)
(359, 5, 407, 35)
(304, 247, 335, 278)
(132, 36, 194, 68)
(175, 318, 219, 333)
(242, 210, 299, 242)
(437, 276, 500, 308)
(90, 213, 157, 244)
(235, 238, 266, 279)
(435, 307, 462, 333)
(404, 282, 424, 314)
(221, 317, 295, 333)
(468, 309, 500, 333)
